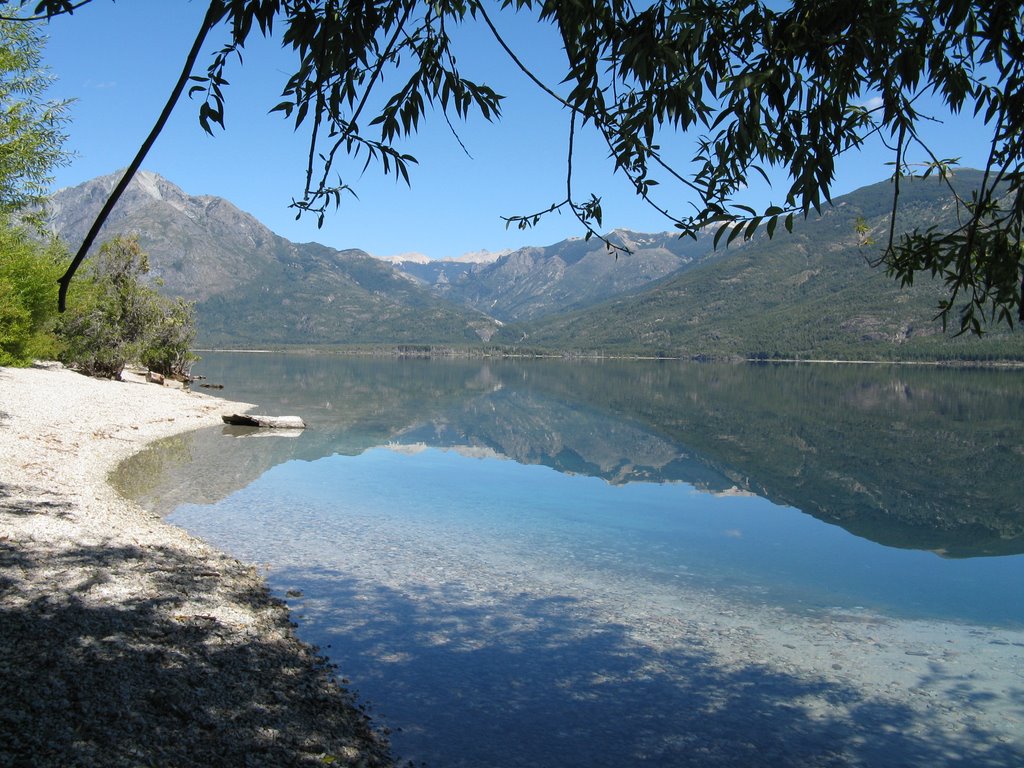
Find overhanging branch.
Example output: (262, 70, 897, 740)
(56, 0, 222, 311)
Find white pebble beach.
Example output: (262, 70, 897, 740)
(0, 362, 392, 767)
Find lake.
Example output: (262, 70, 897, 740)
(115, 352, 1024, 767)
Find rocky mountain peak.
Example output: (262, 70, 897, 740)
(46, 170, 285, 301)
(132, 169, 166, 201)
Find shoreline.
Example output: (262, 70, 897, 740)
(0, 362, 393, 767)
(194, 346, 1024, 368)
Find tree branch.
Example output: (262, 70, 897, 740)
(299, 0, 416, 212)
(56, 0, 222, 311)
(476, 3, 571, 111)
(0, 0, 93, 22)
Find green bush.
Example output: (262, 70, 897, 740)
(0, 221, 63, 366)
(141, 296, 197, 377)
(59, 236, 197, 378)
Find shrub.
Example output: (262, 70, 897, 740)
(59, 236, 197, 378)
(141, 296, 197, 377)
(0, 221, 63, 366)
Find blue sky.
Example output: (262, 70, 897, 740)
(40, 1, 994, 260)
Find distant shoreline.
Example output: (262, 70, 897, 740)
(193, 346, 1024, 368)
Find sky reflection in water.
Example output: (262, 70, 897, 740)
(171, 444, 1024, 627)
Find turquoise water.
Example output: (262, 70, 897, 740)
(172, 446, 1024, 625)
(118, 353, 1024, 766)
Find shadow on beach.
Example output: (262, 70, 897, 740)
(0, 490, 391, 768)
(279, 566, 1024, 768)
(0, 481, 75, 519)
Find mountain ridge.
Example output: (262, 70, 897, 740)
(44, 169, 1023, 358)
(501, 171, 1024, 359)
(46, 170, 503, 346)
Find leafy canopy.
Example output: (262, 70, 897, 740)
(0, 7, 71, 366)
(0, 6, 70, 222)
(13, 0, 1024, 333)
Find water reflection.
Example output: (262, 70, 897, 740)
(115, 353, 1024, 766)
(116, 353, 1024, 558)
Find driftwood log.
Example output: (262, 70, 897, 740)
(222, 414, 306, 429)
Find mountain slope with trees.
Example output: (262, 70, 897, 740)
(45, 169, 1023, 359)
(508, 172, 1024, 360)
(417, 230, 717, 323)
(47, 171, 502, 346)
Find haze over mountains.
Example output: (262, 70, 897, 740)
(45, 169, 1022, 358)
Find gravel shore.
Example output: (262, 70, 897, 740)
(0, 362, 393, 767)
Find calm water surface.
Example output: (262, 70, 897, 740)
(117, 353, 1024, 766)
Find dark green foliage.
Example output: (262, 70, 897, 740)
(0, 10, 73, 365)
(59, 236, 197, 378)
(0, 13, 70, 222)
(0, 220, 64, 365)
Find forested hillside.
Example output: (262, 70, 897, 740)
(47, 169, 1023, 359)
(506, 171, 1024, 360)
(403, 229, 716, 322)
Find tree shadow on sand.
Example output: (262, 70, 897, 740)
(0, 481, 75, 519)
(275, 567, 1024, 768)
(0, 493, 392, 768)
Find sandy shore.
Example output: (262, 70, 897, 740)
(0, 362, 393, 767)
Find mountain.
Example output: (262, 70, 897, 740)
(46, 171, 502, 346)
(384, 256, 482, 295)
(374, 248, 505, 265)
(45, 169, 1022, 358)
(507, 171, 1024, 359)
(47, 170, 287, 303)
(389, 229, 714, 322)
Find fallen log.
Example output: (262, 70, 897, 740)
(222, 414, 306, 429)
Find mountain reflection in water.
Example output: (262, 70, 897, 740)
(113, 353, 1024, 767)
(116, 353, 1024, 559)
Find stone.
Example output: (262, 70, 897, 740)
(221, 414, 306, 429)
